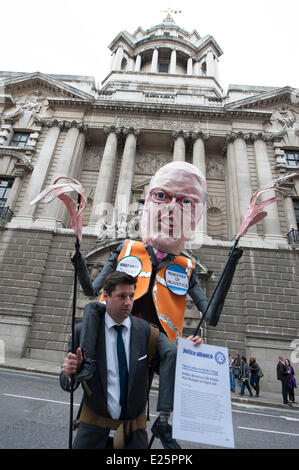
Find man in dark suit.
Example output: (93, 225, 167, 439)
(61, 271, 151, 449)
(277, 356, 292, 406)
(61, 270, 202, 448)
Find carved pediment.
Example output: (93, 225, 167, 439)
(1, 72, 93, 104)
(226, 86, 298, 113)
(0, 147, 33, 176)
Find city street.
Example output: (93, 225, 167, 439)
(0, 368, 299, 450)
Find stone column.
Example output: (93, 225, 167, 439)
(172, 131, 186, 161)
(45, 122, 85, 225)
(88, 126, 119, 231)
(193, 61, 200, 76)
(128, 57, 135, 71)
(187, 57, 193, 75)
(170, 49, 177, 74)
(19, 123, 61, 219)
(115, 128, 139, 225)
(110, 52, 115, 71)
(113, 46, 124, 71)
(233, 133, 258, 236)
(192, 132, 208, 241)
(134, 54, 141, 72)
(252, 134, 282, 239)
(151, 48, 159, 73)
(206, 50, 215, 77)
(225, 134, 240, 238)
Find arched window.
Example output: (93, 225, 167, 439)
(121, 57, 127, 70)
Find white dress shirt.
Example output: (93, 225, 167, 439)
(105, 312, 131, 421)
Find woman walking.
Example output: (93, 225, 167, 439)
(285, 359, 297, 404)
(232, 354, 242, 393)
(249, 356, 261, 397)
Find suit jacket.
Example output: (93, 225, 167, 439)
(60, 308, 150, 449)
(73, 240, 243, 328)
(277, 361, 289, 382)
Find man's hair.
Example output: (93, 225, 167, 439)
(103, 271, 137, 295)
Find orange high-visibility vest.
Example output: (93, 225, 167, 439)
(103, 239, 194, 343)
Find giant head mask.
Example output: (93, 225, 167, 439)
(140, 161, 207, 255)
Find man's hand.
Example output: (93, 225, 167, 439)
(187, 335, 203, 347)
(62, 347, 83, 379)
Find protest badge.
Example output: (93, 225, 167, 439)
(116, 256, 142, 277)
(172, 338, 235, 448)
(165, 264, 189, 296)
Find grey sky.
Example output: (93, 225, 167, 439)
(1, 0, 298, 92)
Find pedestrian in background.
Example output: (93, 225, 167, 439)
(239, 357, 253, 397)
(276, 356, 292, 406)
(249, 356, 261, 397)
(285, 359, 297, 404)
(232, 354, 242, 393)
(229, 354, 235, 392)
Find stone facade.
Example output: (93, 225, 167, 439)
(0, 14, 298, 391)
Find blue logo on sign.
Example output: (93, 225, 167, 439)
(215, 351, 226, 365)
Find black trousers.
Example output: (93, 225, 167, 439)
(289, 386, 295, 402)
(281, 379, 289, 404)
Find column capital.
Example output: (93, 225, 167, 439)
(190, 131, 209, 142)
(103, 125, 123, 136)
(225, 132, 238, 143)
(243, 132, 273, 143)
(172, 130, 189, 140)
(36, 118, 87, 132)
(226, 131, 251, 143)
(122, 127, 140, 137)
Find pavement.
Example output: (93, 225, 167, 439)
(0, 355, 298, 411)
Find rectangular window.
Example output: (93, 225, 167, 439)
(293, 199, 299, 229)
(285, 150, 299, 166)
(9, 132, 30, 148)
(0, 178, 13, 208)
(159, 63, 169, 73)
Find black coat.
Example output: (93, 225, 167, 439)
(60, 309, 151, 449)
(276, 361, 290, 382)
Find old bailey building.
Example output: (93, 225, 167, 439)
(0, 14, 298, 392)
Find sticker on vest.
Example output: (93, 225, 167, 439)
(165, 264, 189, 296)
(116, 255, 142, 277)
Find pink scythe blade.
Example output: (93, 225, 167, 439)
(236, 172, 297, 240)
(31, 176, 87, 449)
(30, 177, 87, 241)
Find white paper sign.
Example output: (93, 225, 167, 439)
(172, 338, 235, 448)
